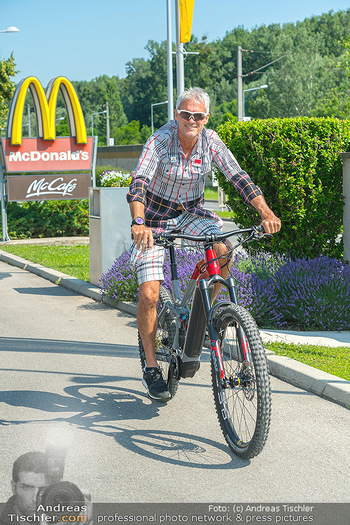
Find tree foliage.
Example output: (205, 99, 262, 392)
(6, 9, 350, 144)
(119, 9, 350, 127)
(0, 54, 17, 131)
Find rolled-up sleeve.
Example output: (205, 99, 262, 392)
(126, 136, 159, 205)
(210, 132, 262, 205)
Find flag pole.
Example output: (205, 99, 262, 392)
(175, 0, 185, 97)
(166, 0, 174, 120)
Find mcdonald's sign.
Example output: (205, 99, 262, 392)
(1, 76, 94, 173)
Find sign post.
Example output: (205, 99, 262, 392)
(0, 162, 9, 241)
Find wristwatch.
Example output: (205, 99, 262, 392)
(131, 217, 145, 227)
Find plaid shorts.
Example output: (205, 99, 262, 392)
(130, 211, 224, 285)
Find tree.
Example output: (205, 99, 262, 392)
(121, 41, 172, 129)
(73, 75, 127, 145)
(0, 54, 17, 132)
(114, 120, 151, 145)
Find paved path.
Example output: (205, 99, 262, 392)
(0, 260, 349, 505)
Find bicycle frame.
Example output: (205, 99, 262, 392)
(162, 239, 246, 382)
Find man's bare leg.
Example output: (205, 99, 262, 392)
(212, 241, 233, 301)
(137, 280, 160, 368)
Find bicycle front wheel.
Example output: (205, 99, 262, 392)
(211, 304, 271, 459)
(138, 285, 180, 398)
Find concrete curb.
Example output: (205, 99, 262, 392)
(1, 249, 349, 409)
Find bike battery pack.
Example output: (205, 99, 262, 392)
(180, 286, 213, 378)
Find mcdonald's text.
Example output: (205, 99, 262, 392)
(2, 137, 94, 173)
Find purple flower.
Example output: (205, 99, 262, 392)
(99, 248, 350, 331)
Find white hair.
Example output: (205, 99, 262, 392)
(176, 87, 210, 113)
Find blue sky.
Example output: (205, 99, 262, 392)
(1, 0, 349, 86)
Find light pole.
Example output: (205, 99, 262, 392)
(151, 101, 168, 134)
(91, 110, 107, 137)
(243, 84, 268, 120)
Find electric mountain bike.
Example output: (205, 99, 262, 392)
(138, 225, 271, 460)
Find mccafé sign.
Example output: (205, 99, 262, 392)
(7, 174, 91, 202)
(0, 76, 95, 201)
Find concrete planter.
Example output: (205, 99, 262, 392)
(89, 186, 130, 285)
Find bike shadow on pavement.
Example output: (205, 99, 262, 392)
(0, 378, 248, 469)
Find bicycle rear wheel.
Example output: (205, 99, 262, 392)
(138, 285, 180, 398)
(211, 304, 271, 459)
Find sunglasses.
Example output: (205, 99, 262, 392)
(177, 110, 208, 121)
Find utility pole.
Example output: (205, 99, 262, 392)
(237, 46, 243, 121)
(106, 102, 110, 145)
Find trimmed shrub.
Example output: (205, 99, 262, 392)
(216, 117, 350, 258)
(4, 200, 89, 239)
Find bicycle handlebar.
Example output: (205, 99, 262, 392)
(153, 224, 267, 244)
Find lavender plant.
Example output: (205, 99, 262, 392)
(99, 250, 138, 303)
(99, 249, 350, 331)
(273, 256, 350, 330)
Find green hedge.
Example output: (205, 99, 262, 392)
(3, 200, 89, 239)
(216, 117, 349, 258)
(0, 166, 129, 240)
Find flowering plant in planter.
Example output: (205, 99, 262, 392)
(100, 170, 131, 188)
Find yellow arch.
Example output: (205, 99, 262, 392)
(9, 76, 87, 146)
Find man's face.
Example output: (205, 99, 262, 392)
(175, 98, 209, 142)
(12, 471, 48, 516)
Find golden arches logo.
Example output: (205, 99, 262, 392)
(7, 76, 87, 146)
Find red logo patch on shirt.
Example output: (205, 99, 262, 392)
(194, 159, 202, 165)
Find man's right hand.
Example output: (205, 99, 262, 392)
(131, 224, 154, 252)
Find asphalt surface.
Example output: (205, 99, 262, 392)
(0, 255, 350, 506)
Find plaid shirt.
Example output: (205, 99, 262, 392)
(127, 120, 262, 229)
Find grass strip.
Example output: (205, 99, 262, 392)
(204, 187, 218, 200)
(0, 244, 90, 282)
(265, 342, 350, 380)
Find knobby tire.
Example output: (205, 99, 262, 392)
(212, 304, 271, 459)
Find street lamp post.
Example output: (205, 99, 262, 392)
(243, 84, 268, 120)
(151, 101, 168, 134)
(91, 110, 107, 137)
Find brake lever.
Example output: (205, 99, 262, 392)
(252, 225, 273, 240)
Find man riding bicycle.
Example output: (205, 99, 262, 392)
(127, 87, 281, 401)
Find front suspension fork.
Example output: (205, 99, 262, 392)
(198, 280, 225, 381)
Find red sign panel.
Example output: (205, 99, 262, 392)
(1, 137, 94, 173)
(7, 173, 91, 201)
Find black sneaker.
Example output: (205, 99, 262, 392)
(142, 367, 171, 401)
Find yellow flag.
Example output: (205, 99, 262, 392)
(179, 0, 195, 43)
